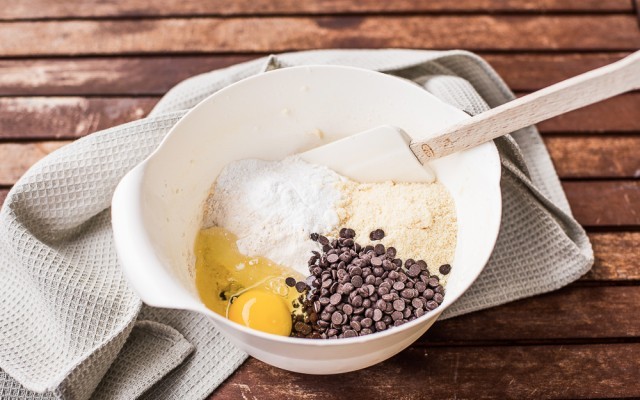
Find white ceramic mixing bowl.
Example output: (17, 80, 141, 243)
(112, 65, 502, 374)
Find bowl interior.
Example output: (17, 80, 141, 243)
(116, 65, 501, 343)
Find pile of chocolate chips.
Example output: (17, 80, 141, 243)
(287, 228, 448, 339)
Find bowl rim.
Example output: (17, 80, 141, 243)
(113, 64, 503, 346)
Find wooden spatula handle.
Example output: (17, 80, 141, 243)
(410, 50, 640, 163)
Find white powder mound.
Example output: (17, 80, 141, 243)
(204, 156, 345, 275)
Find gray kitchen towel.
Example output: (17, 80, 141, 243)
(0, 49, 593, 399)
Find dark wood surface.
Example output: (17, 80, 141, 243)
(1, 1, 639, 398)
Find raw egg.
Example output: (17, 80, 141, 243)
(228, 289, 292, 336)
(195, 226, 303, 336)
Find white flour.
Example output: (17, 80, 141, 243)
(203, 157, 345, 275)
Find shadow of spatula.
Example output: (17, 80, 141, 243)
(300, 50, 640, 183)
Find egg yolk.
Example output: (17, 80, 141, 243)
(228, 289, 292, 336)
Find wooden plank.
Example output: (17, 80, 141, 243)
(538, 93, 640, 133)
(421, 286, 640, 343)
(0, 185, 636, 281)
(0, 53, 633, 96)
(0, 57, 255, 96)
(1, 95, 639, 140)
(1, 0, 632, 20)
(0, 142, 70, 185)
(0, 16, 638, 56)
(546, 136, 640, 178)
(215, 344, 640, 399)
(563, 181, 640, 227)
(485, 52, 632, 92)
(585, 232, 640, 281)
(0, 97, 157, 139)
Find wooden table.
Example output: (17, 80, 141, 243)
(1, 1, 639, 398)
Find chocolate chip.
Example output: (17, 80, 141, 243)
(365, 308, 374, 319)
(297, 228, 446, 339)
(401, 288, 417, 299)
(382, 293, 394, 302)
(433, 293, 444, 303)
(343, 304, 353, 315)
(407, 264, 421, 277)
(411, 298, 423, 309)
(369, 229, 385, 240)
(295, 281, 307, 293)
(331, 311, 344, 325)
(386, 247, 397, 258)
(370, 257, 383, 267)
(329, 293, 342, 305)
(285, 277, 296, 287)
(344, 330, 358, 338)
(393, 299, 405, 311)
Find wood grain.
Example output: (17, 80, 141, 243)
(1, 95, 639, 140)
(546, 136, 640, 178)
(0, 142, 70, 185)
(0, 53, 632, 96)
(585, 232, 640, 280)
(422, 286, 640, 343)
(0, 56, 255, 96)
(537, 93, 640, 133)
(0, 97, 156, 139)
(215, 344, 640, 399)
(1, 0, 632, 20)
(1, 16, 638, 56)
(563, 181, 640, 227)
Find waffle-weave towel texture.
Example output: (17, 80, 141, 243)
(0, 49, 593, 399)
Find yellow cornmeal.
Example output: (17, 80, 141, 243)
(334, 180, 457, 284)
(194, 226, 304, 317)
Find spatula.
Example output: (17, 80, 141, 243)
(301, 51, 640, 183)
